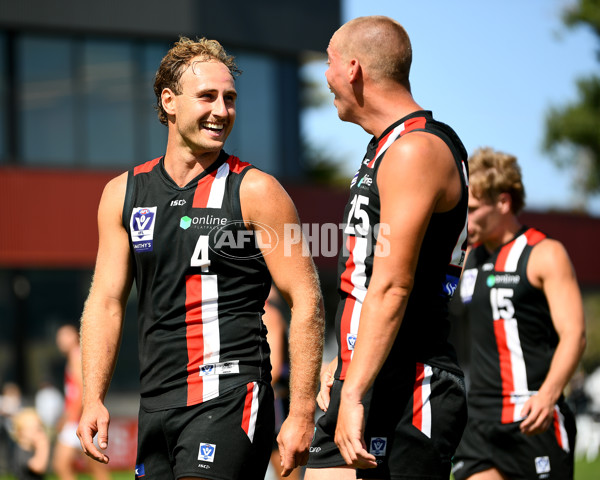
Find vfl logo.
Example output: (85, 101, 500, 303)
(369, 437, 387, 456)
(346, 333, 357, 351)
(200, 364, 215, 375)
(131, 207, 157, 252)
(198, 443, 216, 462)
(134, 463, 145, 477)
(534, 456, 551, 474)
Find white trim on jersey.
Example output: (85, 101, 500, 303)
(369, 123, 405, 167)
(504, 234, 527, 272)
(449, 161, 469, 269)
(247, 382, 260, 443)
(349, 236, 369, 361)
(554, 404, 570, 453)
(420, 365, 433, 438)
(504, 317, 530, 422)
(201, 274, 220, 401)
(206, 161, 230, 208)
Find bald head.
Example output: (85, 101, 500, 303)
(332, 16, 412, 90)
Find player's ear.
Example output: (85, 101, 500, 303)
(161, 88, 176, 117)
(348, 58, 362, 83)
(497, 192, 512, 214)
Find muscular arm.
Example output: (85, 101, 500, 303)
(241, 169, 325, 477)
(77, 172, 133, 463)
(335, 134, 462, 468)
(519, 239, 586, 435)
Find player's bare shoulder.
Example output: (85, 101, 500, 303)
(98, 171, 129, 226)
(239, 168, 296, 224)
(380, 130, 460, 211)
(527, 237, 574, 288)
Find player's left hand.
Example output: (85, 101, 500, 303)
(277, 414, 314, 477)
(334, 395, 377, 469)
(519, 392, 555, 436)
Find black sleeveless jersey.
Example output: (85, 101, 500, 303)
(333, 110, 469, 381)
(459, 226, 556, 423)
(123, 151, 272, 411)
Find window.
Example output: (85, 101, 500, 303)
(17, 35, 77, 165)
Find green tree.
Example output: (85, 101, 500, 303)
(543, 0, 600, 204)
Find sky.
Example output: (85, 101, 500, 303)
(300, 0, 600, 215)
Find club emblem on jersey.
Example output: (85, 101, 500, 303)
(198, 443, 216, 462)
(534, 456, 551, 474)
(369, 437, 387, 456)
(346, 333, 357, 351)
(134, 463, 145, 477)
(131, 207, 157, 252)
(460, 268, 478, 303)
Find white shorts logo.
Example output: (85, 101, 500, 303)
(346, 333, 357, 351)
(198, 443, 216, 462)
(534, 456, 551, 474)
(369, 437, 387, 456)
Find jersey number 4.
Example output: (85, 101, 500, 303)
(191, 235, 211, 273)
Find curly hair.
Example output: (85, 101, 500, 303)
(469, 147, 526, 214)
(154, 36, 241, 125)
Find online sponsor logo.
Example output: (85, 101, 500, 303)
(180, 214, 227, 229)
(487, 273, 520, 287)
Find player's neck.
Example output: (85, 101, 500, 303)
(484, 216, 522, 253)
(163, 148, 222, 187)
(360, 91, 422, 138)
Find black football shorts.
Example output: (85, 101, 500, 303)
(135, 381, 274, 479)
(452, 400, 576, 480)
(307, 363, 467, 479)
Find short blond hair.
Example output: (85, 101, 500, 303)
(154, 36, 240, 125)
(469, 147, 526, 214)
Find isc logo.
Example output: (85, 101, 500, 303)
(170, 199, 186, 206)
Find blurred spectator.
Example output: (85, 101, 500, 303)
(34, 381, 64, 435)
(10, 408, 50, 479)
(53, 325, 111, 480)
(0, 382, 23, 474)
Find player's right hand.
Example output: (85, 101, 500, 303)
(316, 359, 336, 411)
(77, 401, 111, 464)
